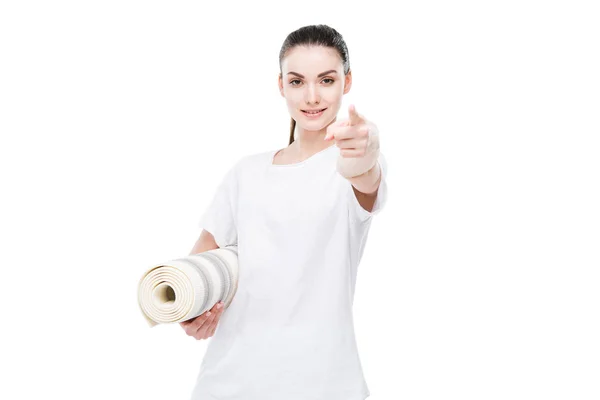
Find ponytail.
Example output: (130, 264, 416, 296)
(288, 118, 296, 145)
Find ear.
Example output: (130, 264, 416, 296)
(278, 74, 284, 97)
(343, 70, 352, 95)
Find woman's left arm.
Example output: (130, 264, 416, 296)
(324, 104, 382, 211)
(347, 164, 382, 212)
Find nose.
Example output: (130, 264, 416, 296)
(304, 83, 320, 106)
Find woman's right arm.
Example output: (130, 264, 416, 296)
(189, 228, 219, 255)
(179, 229, 225, 340)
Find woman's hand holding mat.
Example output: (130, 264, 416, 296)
(180, 300, 225, 340)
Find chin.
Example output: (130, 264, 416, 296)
(296, 121, 328, 132)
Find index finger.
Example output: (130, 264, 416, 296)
(348, 104, 365, 126)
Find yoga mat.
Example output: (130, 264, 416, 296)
(137, 246, 239, 327)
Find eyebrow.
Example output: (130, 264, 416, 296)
(287, 70, 338, 79)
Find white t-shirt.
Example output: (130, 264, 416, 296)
(191, 143, 388, 400)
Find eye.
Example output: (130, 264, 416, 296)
(290, 79, 301, 86)
(322, 78, 334, 84)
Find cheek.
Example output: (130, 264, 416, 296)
(284, 91, 304, 106)
(323, 85, 344, 99)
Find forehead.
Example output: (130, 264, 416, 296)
(281, 45, 343, 75)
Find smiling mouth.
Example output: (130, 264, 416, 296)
(301, 108, 327, 114)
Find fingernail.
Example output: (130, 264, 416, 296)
(206, 311, 211, 316)
(217, 303, 223, 309)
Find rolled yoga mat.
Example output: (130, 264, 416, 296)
(138, 246, 239, 327)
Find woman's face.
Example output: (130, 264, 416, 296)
(278, 45, 352, 132)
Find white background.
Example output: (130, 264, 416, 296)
(1, 1, 598, 399)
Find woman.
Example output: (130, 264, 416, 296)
(181, 24, 388, 400)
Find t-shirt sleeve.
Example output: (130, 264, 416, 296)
(197, 163, 239, 248)
(347, 151, 388, 223)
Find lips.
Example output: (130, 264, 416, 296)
(301, 108, 327, 115)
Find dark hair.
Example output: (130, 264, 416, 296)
(279, 24, 351, 145)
